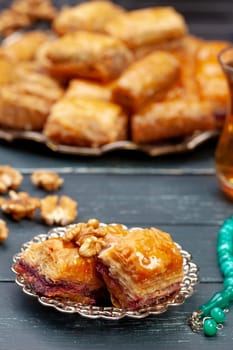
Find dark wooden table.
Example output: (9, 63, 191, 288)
(1, 0, 233, 349)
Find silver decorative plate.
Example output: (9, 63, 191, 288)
(0, 128, 218, 157)
(12, 225, 199, 320)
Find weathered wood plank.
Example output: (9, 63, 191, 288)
(0, 138, 217, 171)
(0, 282, 230, 350)
(1, 173, 230, 228)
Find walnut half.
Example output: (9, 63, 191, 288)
(31, 170, 64, 191)
(0, 166, 23, 194)
(40, 195, 78, 226)
(63, 219, 106, 257)
(0, 190, 40, 221)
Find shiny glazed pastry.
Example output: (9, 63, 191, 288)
(38, 31, 133, 82)
(0, 66, 63, 130)
(104, 7, 187, 49)
(14, 238, 106, 304)
(97, 227, 183, 310)
(43, 97, 128, 147)
(131, 100, 216, 143)
(14, 219, 183, 309)
(0, 30, 52, 62)
(112, 51, 180, 111)
(65, 79, 113, 102)
(130, 37, 217, 143)
(53, 0, 125, 35)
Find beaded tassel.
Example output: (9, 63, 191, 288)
(189, 216, 233, 336)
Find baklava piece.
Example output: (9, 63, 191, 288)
(131, 100, 216, 144)
(0, 69, 63, 130)
(38, 31, 133, 82)
(0, 8, 31, 37)
(112, 51, 180, 112)
(0, 165, 23, 194)
(195, 40, 230, 126)
(11, 0, 57, 21)
(65, 79, 113, 102)
(14, 237, 106, 304)
(31, 170, 64, 192)
(97, 226, 183, 310)
(0, 219, 9, 243)
(43, 97, 128, 147)
(53, 0, 125, 36)
(0, 0, 56, 37)
(0, 30, 52, 62)
(104, 7, 187, 49)
(14, 220, 108, 303)
(0, 59, 15, 85)
(130, 37, 217, 143)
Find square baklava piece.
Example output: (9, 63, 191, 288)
(43, 97, 128, 147)
(38, 31, 133, 82)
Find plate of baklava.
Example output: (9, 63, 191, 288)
(0, 0, 229, 156)
(12, 219, 199, 319)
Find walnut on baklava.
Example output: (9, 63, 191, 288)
(37, 31, 133, 82)
(14, 237, 106, 304)
(43, 97, 128, 147)
(14, 220, 110, 304)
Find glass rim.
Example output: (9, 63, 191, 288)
(218, 45, 233, 72)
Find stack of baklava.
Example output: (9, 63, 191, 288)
(0, 0, 229, 147)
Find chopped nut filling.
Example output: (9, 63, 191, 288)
(31, 170, 64, 191)
(0, 219, 9, 243)
(0, 190, 40, 221)
(40, 195, 78, 226)
(63, 219, 106, 257)
(0, 166, 23, 194)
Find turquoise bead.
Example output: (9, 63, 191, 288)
(224, 286, 233, 301)
(200, 291, 229, 315)
(224, 277, 233, 288)
(203, 319, 217, 336)
(218, 252, 232, 264)
(221, 261, 233, 276)
(223, 270, 233, 277)
(218, 242, 232, 251)
(210, 307, 226, 323)
(217, 245, 232, 254)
